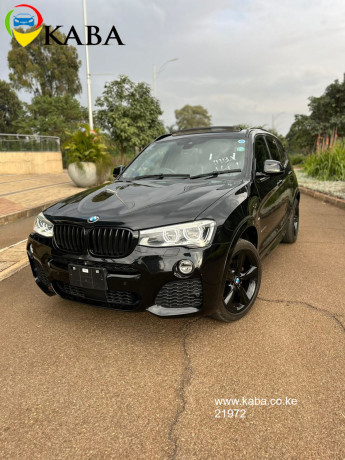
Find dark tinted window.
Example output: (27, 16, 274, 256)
(254, 136, 270, 173)
(276, 140, 288, 165)
(266, 136, 283, 163)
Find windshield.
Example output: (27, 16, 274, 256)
(122, 134, 249, 179)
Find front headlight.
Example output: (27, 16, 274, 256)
(138, 220, 216, 248)
(33, 212, 54, 237)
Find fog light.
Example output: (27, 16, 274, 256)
(178, 259, 194, 275)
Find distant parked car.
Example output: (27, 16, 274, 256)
(13, 13, 35, 27)
(27, 127, 299, 322)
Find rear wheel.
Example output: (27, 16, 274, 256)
(283, 198, 299, 243)
(212, 239, 262, 322)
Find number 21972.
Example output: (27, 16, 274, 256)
(215, 409, 246, 418)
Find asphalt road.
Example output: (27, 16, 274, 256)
(0, 194, 344, 459)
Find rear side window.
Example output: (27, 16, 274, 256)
(254, 136, 270, 173)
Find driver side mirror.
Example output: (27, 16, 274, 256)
(263, 159, 283, 174)
(113, 165, 125, 178)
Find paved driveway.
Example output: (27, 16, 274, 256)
(0, 194, 344, 459)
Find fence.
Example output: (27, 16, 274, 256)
(0, 133, 60, 152)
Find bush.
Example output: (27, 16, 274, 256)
(289, 153, 306, 166)
(303, 142, 345, 181)
(63, 124, 114, 179)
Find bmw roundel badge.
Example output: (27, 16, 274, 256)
(88, 216, 99, 223)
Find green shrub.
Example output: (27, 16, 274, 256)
(289, 153, 306, 166)
(63, 124, 114, 179)
(303, 142, 345, 181)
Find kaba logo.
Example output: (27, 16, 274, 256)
(45, 25, 125, 46)
(5, 4, 44, 47)
(5, 4, 125, 47)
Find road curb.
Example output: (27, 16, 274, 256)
(300, 186, 345, 210)
(0, 258, 29, 282)
(0, 200, 58, 226)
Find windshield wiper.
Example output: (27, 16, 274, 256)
(133, 173, 190, 180)
(190, 169, 242, 179)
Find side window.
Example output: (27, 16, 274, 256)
(266, 136, 283, 163)
(276, 140, 288, 166)
(254, 136, 270, 173)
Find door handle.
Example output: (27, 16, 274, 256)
(277, 179, 283, 186)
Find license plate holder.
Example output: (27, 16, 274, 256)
(68, 264, 108, 291)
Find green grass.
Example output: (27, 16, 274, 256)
(303, 142, 345, 181)
(288, 153, 307, 166)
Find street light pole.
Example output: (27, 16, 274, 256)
(152, 64, 157, 97)
(83, 0, 93, 130)
(152, 58, 178, 97)
(271, 112, 285, 131)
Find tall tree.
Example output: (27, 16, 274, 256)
(286, 115, 319, 154)
(0, 80, 22, 133)
(15, 95, 87, 144)
(175, 105, 212, 130)
(308, 76, 345, 135)
(95, 75, 165, 163)
(286, 74, 345, 152)
(8, 25, 81, 97)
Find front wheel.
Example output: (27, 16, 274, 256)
(212, 239, 262, 322)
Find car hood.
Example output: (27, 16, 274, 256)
(44, 178, 243, 230)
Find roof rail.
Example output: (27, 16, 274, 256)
(245, 127, 272, 137)
(154, 133, 172, 142)
(171, 126, 244, 136)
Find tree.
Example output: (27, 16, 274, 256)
(8, 25, 81, 97)
(165, 124, 176, 133)
(286, 74, 345, 153)
(309, 76, 345, 132)
(95, 75, 165, 164)
(286, 115, 319, 154)
(174, 105, 212, 130)
(15, 95, 87, 144)
(0, 80, 22, 133)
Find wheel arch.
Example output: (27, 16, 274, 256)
(239, 225, 258, 248)
(220, 219, 259, 279)
(230, 219, 259, 250)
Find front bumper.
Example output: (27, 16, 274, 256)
(27, 233, 230, 318)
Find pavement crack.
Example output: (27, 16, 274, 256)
(168, 317, 201, 460)
(258, 297, 345, 334)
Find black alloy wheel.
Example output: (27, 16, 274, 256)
(212, 239, 262, 322)
(224, 248, 259, 314)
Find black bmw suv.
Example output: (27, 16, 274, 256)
(27, 127, 299, 322)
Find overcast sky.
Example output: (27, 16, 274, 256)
(1, 0, 345, 134)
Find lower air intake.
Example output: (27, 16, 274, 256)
(55, 281, 139, 308)
(155, 279, 203, 309)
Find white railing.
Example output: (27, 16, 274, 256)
(0, 133, 60, 152)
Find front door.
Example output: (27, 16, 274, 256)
(254, 135, 285, 250)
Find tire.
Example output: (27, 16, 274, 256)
(283, 198, 299, 244)
(212, 239, 262, 322)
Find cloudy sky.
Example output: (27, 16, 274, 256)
(1, 0, 345, 134)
